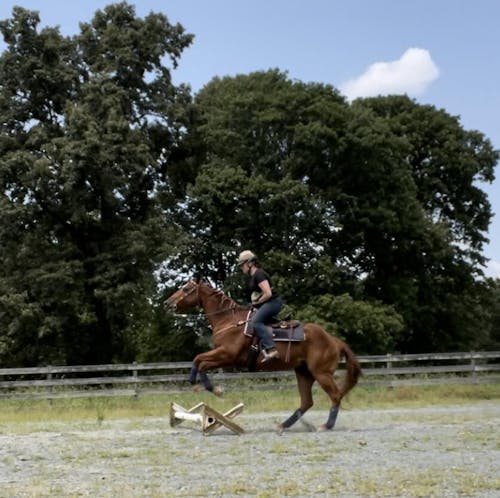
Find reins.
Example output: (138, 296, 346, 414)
(206, 294, 251, 337)
(212, 318, 250, 337)
(173, 280, 250, 336)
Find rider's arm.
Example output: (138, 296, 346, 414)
(255, 279, 273, 305)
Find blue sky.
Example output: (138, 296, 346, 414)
(1, 1, 499, 277)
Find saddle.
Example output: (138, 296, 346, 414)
(243, 312, 305, 342)
(269, 319, 305, 342)
(244, 312, 304, 370)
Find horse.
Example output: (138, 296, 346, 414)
(165, 278, 362, 432)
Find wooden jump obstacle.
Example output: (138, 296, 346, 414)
(169, 401, 245, 435)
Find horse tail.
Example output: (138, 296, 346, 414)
(339, 340, 362, 397)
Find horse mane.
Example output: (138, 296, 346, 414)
(200, 280, 249, 312)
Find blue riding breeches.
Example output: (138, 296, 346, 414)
(252, 297, 283, 350)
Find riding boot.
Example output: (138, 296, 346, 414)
(261, 347, 279, 363)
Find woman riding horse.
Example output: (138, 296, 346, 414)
(165, 277, 362, 433)
(237, 250, 281, 362)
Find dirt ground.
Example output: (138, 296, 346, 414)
(0, 401, 499, 497)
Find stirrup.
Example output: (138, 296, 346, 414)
(261, 348, 280, 363)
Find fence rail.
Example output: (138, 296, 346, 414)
(0, 351, 499, 400)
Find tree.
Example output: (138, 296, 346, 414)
(0, 4, 193, 365)
(171, 72, 499, 353)
(171, 70, 351, 304)
(297, 293, 404, 354)
(351, 96, 498, 351)
(487, 279, 500, 350)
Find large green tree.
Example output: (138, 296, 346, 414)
(352, 96, 498, 351)
(171, 71, 498, 353)
(0, 4, 192, 365)
(1, 7, 497, 363)
(172, 71, 351, 300)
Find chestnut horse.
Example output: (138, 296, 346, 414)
(165, 278, 361, 432)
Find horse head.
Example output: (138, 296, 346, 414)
(165, 278, 202, 312)
(165, 278, 239, 316)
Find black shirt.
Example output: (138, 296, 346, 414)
(249, 268, 271, 293)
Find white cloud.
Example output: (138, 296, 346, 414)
(340, 47, 440, 101)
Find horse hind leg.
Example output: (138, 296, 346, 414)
(277, 366, 315, 434)
(314, 372, 342, 431)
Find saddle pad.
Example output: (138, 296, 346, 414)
(271, 323, 305, 342)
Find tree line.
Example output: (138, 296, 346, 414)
(0, 3, 499, 367)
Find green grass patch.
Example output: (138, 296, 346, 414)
(0, 382, 498, 425)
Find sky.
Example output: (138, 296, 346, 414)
(1, 0, 499, 277)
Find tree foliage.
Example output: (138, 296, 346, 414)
(0, 5, 498, 365)
(297, 294, 404, 354)
(0, 4, 192, 365)
(172, 71, 351, 303)
(173, 71, 498, 353)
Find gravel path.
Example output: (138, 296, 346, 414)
(0, 401, 499, 497)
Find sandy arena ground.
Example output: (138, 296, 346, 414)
(0, 401, 499, 497)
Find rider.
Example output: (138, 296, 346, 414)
(237, 250, 282, 362)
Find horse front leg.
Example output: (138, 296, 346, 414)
(190, 347, 229, 397)
(188, 363, 200, 386)
(189, 358, 216, 394)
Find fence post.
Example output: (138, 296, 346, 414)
(386, 354, 393, 370)
(46, 366, 53, 405)
(470, 351, 477, 383)
(133, 361, 139, 399)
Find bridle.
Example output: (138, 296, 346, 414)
(167, 279, 251, 337)
(167, 280, 201, 311)
(167, 279, 238, 316)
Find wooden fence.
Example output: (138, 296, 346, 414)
(0, 351, 499, 400)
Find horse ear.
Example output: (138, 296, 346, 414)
(193, 273, 201, 283)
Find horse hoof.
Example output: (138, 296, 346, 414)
(276, 424, 285, 435)
(213, 386, 224, 397)
(192, 384, 201, 393)
(317, 424, 331, 432)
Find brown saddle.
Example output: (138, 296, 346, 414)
(244, 316, 304, 370)
(244, 313, 305, 342)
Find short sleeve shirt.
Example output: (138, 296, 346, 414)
(249, 268, 272, 296)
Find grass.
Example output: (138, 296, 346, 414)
(0, 382, 498, 425)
